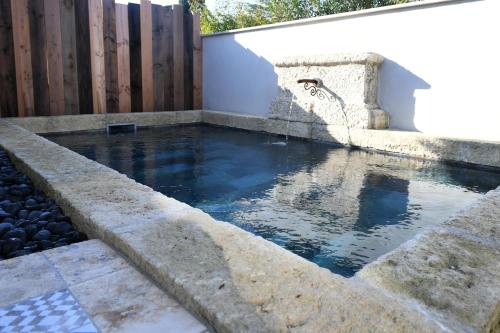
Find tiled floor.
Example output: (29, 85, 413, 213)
(0, 240, 207, 333)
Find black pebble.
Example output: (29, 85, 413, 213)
(36, 220, 49, 229)
(0, 209, 11, 219)
(33, 229, 51, 241)
(2, 238, 22, 254)
(14, 219, 31, 228)
(9, 184, 33, 197)
(0, 223, 13, 237)
(38, 240, 52, 250)
(28, 210, 42, 221)
(2, 217, 15, 225)
(52, 222, 74, 235)
(38, 211, 51, 220)
(17, 209, 29, 219)
(25, 199, 39, 210)
(3, 228, 27, 242)
(25, 224, 38, 238)
(3, 202, 22, 215)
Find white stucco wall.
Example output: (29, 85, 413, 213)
(202, 0, 500, 141)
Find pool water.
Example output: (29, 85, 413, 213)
(46, 125, 500, 277)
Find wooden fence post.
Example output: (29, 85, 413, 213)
(11, 0, 34, 117)
(0, 0, 18, 117)
(88, 0, 106, 114)
(103, 0, 118, 113)
(140, 0, 153, 112)
(116, 3, 131, 113)
(192, 12, 202, 110)
(172, 4, 184, 111)
(60, 0, 80, 115)
(44, 0, 65, 115)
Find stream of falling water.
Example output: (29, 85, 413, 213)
(284, 94, 296, 143)
(271, 94, 296, 146)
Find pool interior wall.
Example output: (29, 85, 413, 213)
(45, 125, 500, 277)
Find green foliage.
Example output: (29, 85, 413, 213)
(184, 0, 416, 34)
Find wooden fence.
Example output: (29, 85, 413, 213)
(0, 0, 202, 118)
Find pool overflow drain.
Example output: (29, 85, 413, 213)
(107, 123, 137, 135)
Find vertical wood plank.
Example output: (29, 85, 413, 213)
(60, 0, 79, 114)
(74, 0, 92, 114)
(183, 12, 193, 110)
(172, 4, 184, 111)
(88, 0, 106, 114)
(128, 3, 141, 112)
(116, 3, 131, 113)
(0, 0, 18, 117)
(103, 0, 118, 113)
(152, 5, 173, 111)
(164, 6, 174, 110)
(44, 0, 65, 115)
(140, 0, 153, 112)
(28, 0, 50, 116)
(192, 13, 202, 109)
(151, 5, 163, 111)
(11, 0, 34, 117)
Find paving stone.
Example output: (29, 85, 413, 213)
(0, 253, 65, 308)
(70, 267, 206, 333)
(44, 240, 129, 286)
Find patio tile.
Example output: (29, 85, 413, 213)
(0, 253, 65, 308)
(0, 289, 99, 333)
(43, 240, 129, 286)
(70, 267, 206, 333)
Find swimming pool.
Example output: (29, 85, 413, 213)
(46, 125, 500, 277)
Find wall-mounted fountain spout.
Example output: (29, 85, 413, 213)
(297, 78, 339, 103)
(297, 78, 322, 87)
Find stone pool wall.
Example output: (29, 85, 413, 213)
(0, 118, 498, 332)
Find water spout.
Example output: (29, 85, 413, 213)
(297, 78, 323, 87)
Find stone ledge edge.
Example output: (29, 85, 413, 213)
(274, 52, 384, 67)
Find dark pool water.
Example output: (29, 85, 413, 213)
(45, 125, 500, 277)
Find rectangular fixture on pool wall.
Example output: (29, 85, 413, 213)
(107, 123, 137, 135)
(272, 53, 389, 130)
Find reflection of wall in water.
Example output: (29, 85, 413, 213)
(273, 149, 365, 227)
(258, 148, 483, 251)
(356, 173, 410, 231)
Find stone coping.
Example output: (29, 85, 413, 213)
(274, 52, 384, 67)
(0, 119, 499, 332)
(4, 110, 202, 134)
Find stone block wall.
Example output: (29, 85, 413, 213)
(270, 53, 389, 129)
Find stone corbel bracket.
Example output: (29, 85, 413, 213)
(271, 52, 389, 129)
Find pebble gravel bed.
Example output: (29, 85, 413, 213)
(0, 148, 86, 260)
